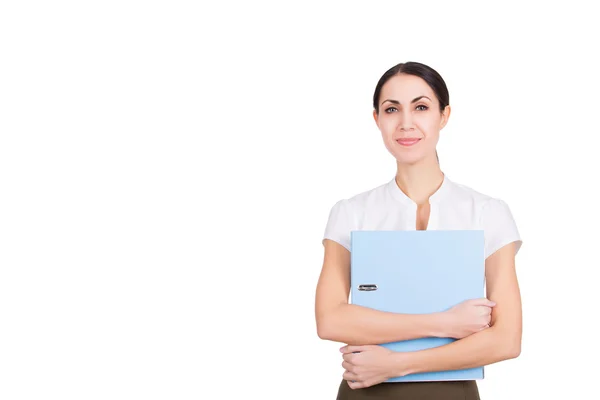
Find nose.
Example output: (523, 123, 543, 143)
(398, 109, 415, 131)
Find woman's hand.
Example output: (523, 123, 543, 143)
(340, 345, 406, 389)
(442, 298, 496, 338)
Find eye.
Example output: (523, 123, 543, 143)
(416, 105, 428, 111)
(384, 107, 397, 113)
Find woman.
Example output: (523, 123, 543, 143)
(315, 61, 523, 399)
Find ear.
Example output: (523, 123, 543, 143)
(439, 105, 451, 130)
(372, 109, 378, 125)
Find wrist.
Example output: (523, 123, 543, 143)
(390, 351, 420, 378)
(429, 312, 451, 338)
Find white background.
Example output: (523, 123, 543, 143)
(1, 1, 598, 399)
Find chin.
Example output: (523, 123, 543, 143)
(384, 141, 428, 165)
(390, 151, 426, 165)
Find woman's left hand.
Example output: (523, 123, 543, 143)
(340, 345, 401, 389)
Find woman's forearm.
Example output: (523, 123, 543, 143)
(395, 326, 520, 376)
(317, 303, 447, 345)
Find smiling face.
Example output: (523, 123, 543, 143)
(373, 73, 451, 165)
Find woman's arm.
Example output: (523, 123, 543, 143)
(316, 239, 491, 345)
(316, 239, 445, 345)
(391, 242, 522, 375)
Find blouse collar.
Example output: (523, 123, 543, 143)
(387, 172, 452, 206)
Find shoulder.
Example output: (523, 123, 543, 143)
(459, 182, 521, 258)
(327, 180, 390, 216)
(446, 178, 522, 259)
(450, 180, 514, 217)
(446, 178, 519, 220)
(446, 178, 497, 206)
(322, 181, 389, 251)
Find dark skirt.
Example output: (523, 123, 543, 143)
(336, 379, 480, 400)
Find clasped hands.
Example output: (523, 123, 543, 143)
(340, 298, 495, 390)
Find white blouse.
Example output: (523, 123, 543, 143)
(323, 173, 522, 260)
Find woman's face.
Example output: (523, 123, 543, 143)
(373, 73, 450, 165)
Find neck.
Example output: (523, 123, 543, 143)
(394, 157, 444, 205)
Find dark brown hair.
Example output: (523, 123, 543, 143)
(373, 61, 450, 115)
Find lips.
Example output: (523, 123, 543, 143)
(396, 138, 421, 146)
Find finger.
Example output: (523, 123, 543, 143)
(478, 306, 493, 316)
(348, 380, 363, 390)
(344, 374, 364, 390)
(340, 345, 371, 353)
(342, 361, 353, 371)
(343, 370, 358, 381)
(342, 353, 355, 362)
(471, 298, 496, 307)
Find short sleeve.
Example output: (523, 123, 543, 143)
(322, 199, 353, 251)
(481, 198, 523, 259)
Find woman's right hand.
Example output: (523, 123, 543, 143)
(441, 298, 496, 339)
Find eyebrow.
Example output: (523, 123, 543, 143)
(381, 96, 431, 106)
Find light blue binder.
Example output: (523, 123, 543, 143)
(350, 230, 485, 382)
